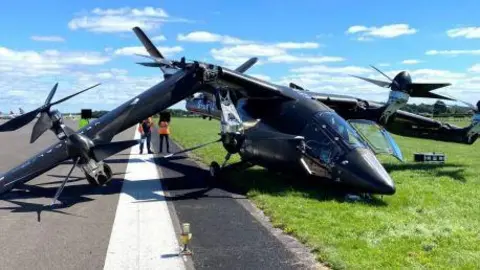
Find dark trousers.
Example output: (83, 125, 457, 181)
(140, 133, 152, 153)
(159, 134, 170, 152)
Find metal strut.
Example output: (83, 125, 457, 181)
(217, 88, 244, 168)
(466, 112, 480, 142)
(218, 89, 244, 135)
(379, 91, 409, 124)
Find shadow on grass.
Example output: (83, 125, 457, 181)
(218, 166, 388, 207)
(383, 162, 467, 182)
(152, 156, 388, 207)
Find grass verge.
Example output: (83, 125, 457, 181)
(168, 117, 480, 269)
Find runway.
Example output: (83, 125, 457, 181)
(0, 119, 319, 270)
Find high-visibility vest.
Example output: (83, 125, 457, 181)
(138, 117, 153, 133)
(158, 121, 170, 135)
(79, 118, 89, 129)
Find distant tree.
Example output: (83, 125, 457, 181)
(433, 101, 447, 116)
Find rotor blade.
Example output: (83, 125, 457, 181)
(0, 108, 41, 131)
(45, 83, 58, 105)
(132, 26, 164, 59)
(136, 62, 167, 68)
(134, 53, 173, 66)
(30, 112, 54, 143)
(349, 75, 391, 88)
(50, 157, 79, 206)
(408, 83, 454, 100)
(369, 65, 394, 82)
(50, 83, 101, 106)
(92, 139, 143, 161)
(234, 57, 258, 73)
(163, 138, 222, 159)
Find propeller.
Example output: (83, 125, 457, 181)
(0, 83, 101, 143)
(350, 65, 454, 100)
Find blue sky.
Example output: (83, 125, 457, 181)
(1, 0, 480, 113)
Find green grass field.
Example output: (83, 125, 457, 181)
(167, 117, 480, 269)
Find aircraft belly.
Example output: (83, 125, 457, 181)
(239, 137, 303, 171)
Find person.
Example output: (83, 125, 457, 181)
(158, 118, 170, 153)
(138, 117, 153, 154)
(79, 117, 89, 129)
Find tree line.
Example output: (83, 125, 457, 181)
(401, 101, 474, 117)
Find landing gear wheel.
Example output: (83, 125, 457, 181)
(207, 161, 221, 186)
(86, 174, 100, 186)
(210, 161, 220, 178)
(103, 163, 113, 184)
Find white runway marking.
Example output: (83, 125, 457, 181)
(103, 127, 186, 270)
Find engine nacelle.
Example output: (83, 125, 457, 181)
(379, 90, 410, 124)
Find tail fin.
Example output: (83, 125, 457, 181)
(132, 26, 164, 59)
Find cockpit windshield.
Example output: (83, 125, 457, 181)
(301, 111, 368, 166)
(313, 111, 368, 150)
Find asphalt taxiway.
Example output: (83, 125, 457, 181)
(0, 119, 322, 270)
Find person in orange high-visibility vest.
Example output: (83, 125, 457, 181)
(138, 117, 153, 154)
(158, 119, 170, 153)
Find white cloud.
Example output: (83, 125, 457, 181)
(268, 55, 344, 64)
(177, 31, 249, 44)
(446, 27, 480, 39)
(274, 42, 320, 49)
(113, 45, 183, 57)
(68, 6, 190, 33)
(426, 49, 480, 56)
(346, 24, 417, 40)
(210, 42, 341, 67)
(290, 65, 371, 74)
(0, 47, 110, 77)
(31, 35, 65, 42)
(401, 59, 422, 64)
(178, 31, 321, 50)
(151, 35, 166, 41)
(468, 64, 480, 73)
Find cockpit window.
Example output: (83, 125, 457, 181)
(313, 111, 367, 150)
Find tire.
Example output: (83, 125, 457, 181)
(86, 174, 100, 186)
(207, 161, 221, 185)
(102, 163, 113, 185)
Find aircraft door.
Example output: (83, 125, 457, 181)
(347, 119, 404, 162)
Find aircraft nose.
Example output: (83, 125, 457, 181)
(335, 148, 395, 195)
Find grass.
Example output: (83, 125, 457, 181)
(167, 116, 480, 269)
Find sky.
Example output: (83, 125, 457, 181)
(1, 0, 480, 114)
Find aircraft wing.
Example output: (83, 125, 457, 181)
(213, 68, 295, 100)
(0, 141, 70, 193)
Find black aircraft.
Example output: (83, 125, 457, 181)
(0, 26, 478, 206)
(131, 26, 480, 195)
